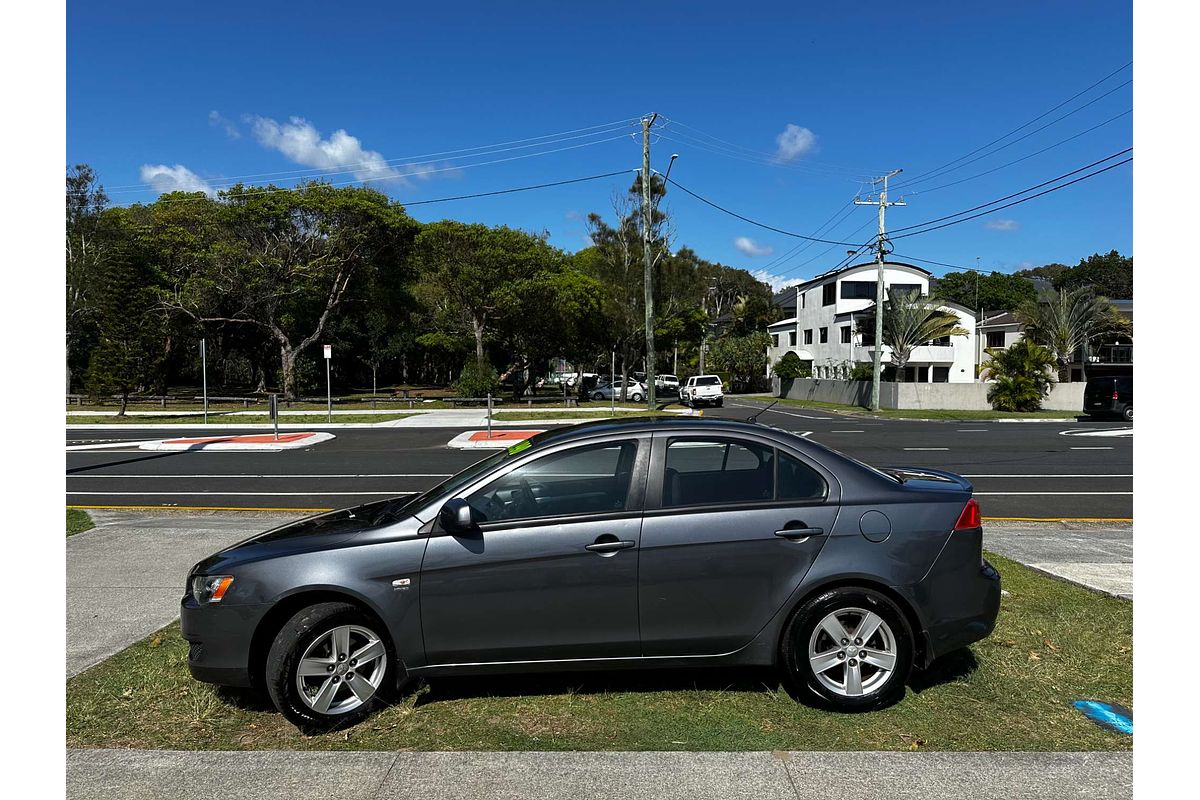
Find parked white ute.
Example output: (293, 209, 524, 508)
(681, 374, 724, 408)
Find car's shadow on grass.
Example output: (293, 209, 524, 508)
(910, 648, 979, 693)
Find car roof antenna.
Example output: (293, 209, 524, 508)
(746, 400, 778, 424)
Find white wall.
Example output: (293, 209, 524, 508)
(774, 377, 1087, 411)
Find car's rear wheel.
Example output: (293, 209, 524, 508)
(715, 398, 723, 408)
(631, 393, 644, 402)
(592, 392, 604, 401)
(781, 587, 912, 711)
(265, 602, 395, 732)
(1123, 405, 1132, 421)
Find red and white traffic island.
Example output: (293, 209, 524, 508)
(138, 432, 335, 452)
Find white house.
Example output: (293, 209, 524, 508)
(766, 261, 977, 383)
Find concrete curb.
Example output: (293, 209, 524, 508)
(448, 429, 544, 449)
(137, 432, 336, 451)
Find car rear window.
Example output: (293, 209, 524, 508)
(696, 376, 721, 386)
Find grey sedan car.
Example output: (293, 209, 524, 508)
(182, 417, 1000, 730)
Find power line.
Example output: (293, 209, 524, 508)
(887, 148, 1132, 236)
(657, 129, 870, 181)
(895, 79, 1131, 191)
(910, 109, 1131, 195)
(106, 117, 641, 193)
(659, 117, 880, 177)
(661, 175, 864, 245)
(890, 157, 1131, 240)
(895, 60, 1131, 188)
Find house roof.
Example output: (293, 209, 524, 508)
(771, 261, 933, 305)
(978, 311, 1019, 328)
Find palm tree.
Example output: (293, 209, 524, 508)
(856, 293, 969, 381)
(980, 338, 1057, 411)
(1017, 287, 1115, 382)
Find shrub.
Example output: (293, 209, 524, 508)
(772, 351, 811, 380)
(981, 338, 1056, 411)
(849, 363, 874, 381)
(455, 359, 500, 398)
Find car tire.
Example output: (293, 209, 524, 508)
(781, 587, 913, 712)
(715, 398, 723, 408)
(1123, 405, 1132, 421)
(265, 602, 396, 733)
(592, 392, 604, 401)
(631, 393, 644, 403)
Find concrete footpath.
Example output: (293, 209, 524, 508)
(66, 749, 1132, 800)
(984, 522, 1133, 600)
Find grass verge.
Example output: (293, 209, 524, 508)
(67, 508, 94, 536)
(67, 414, 414, 425)
(762, 397, 1079, 421)
(491, 410, 678, 421)
(66, 553, 1130, 752)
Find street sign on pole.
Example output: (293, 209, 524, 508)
(269, 393, 279, 442)
(324, 345, 332, 423)
(200, 339, 208, 425)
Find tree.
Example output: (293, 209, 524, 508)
(1017, 287, 1115, 382)
(932, 270, 1037, 314)
(1055, 250, 1132, 299)
(708, 332, 771, 389)
(856, 293, 969, 381)
(981, 338, 1057, 412)
(772, 350, 811, 380)
(161, 182, 417, 398)
(414, 222, 563, 369)
(84, 218, 166, 414)
(66, 164, 110, 392)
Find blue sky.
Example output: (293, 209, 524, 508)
(67, 0, 1132, 289)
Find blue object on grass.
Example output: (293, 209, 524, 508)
(1073, 700, 1132, 734)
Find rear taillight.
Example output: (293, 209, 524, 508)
(954, 498, 981, 530)
(1112, 390, 1119, 400)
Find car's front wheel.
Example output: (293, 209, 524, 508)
(265, 602, 395, 732)
(630, 393, 644, 402)
(781, 587, 912, 711)
(592, 392, 604, 401)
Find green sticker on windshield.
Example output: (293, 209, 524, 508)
(507, 440, 532, 455)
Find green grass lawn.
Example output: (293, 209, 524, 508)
(491, 410, 678, 421)
(66, 553, 1130, 752)
(67, 509, 94, 536)
(67, 414, 415, 425)
(764, 397, 1079, 421)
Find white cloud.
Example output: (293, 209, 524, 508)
(208, 110, 240, 139)
(774, 124, 817, 161)
(248, 115, 426, 185)
(985, 218, 1020, 231)
(734, 236, 774, 257)
(139, 164, 215, 196)
(750, 269, 803, 293)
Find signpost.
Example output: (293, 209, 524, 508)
(269, 393, 279, 441)
(323, 344, 332, 423)
(200, 339, 208, 425)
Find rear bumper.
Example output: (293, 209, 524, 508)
(180, 596, 271, 688)
(907, 529, 1001, 666)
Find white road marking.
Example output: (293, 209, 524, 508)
(65, 491, 418, 497)
(903, 447, 949, 450)
(1071, 446, 1114, 450)
(65, 440, 165, 451)
(1059, 428, 1133, 437)
(830, 430, 864, 433)
(957, 429, 988, 432)
(728, 403, 832, 420)
(65, 473, 453, 479)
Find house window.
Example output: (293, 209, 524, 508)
(933, 367, 950, 383)
(861, 330, 875, 347)
(788, 331, 796, 347)
(840, 281, 875, 300)
(800, 292, 806, 309)
(822, 284, 836, 305)
(986, 331, 1005, 348)
(819, 327, 828, 344)
(772, 334, 779, 348)
(804, 329, 813, 345)
(841, 326, 852, 344)
(888, 283, 922, 299)
(928, 335, 951, 346)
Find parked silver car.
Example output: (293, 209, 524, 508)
(591, 378, 647, 403)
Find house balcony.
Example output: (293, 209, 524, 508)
(854, 344, 955, 364)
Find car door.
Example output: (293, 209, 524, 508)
(637, 433, 840, 656)
(420, 436, 648, 665)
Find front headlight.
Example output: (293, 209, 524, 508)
(191, 575, 235, 604)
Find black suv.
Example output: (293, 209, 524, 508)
(1083, 375, 1132, 420)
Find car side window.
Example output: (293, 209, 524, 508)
(662, 438, 774, 508)
(777, 451, 827, 501)
(466, 441, 638, 524)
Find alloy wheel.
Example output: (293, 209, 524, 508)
(294, 624, 388, 715)
(807, 607, 898, 697)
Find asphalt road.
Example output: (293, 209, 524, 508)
(66, 400, 1132, 520)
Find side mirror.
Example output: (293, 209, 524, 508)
(439, 498, 476, 535)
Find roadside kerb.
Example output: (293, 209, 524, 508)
(137, 432, 336, 451)
(448, 429, 545, 449)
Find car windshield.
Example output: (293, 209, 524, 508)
(382, 447, 516, 522)
(696, 376, 720, 385)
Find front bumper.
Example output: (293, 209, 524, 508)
(180, 595, 271, 688)
(908, 529, 1002, 666)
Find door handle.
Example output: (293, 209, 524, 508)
(585, 540, 636, 553)
(775, 526, 824, 539)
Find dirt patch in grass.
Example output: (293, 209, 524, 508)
(66, 553, 1130, 752)
(67, 508, 94, 536)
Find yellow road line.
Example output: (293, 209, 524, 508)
(67, 504, 332, 513)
